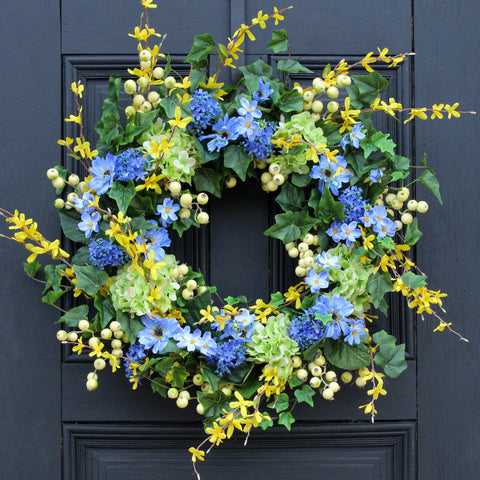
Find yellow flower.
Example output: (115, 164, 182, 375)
(167, 106, 192, 129)
(377, 47, 391, 63)
(434, 321, 452, 332)
(135, 173, 164, 194)
(174, 77, 191, 90)
(205, 422, 227, 446)
(57, 137, 74, 147)
(229, 391, 254, 418)
(72, 337, 84, 355)
(65, 106, 82, 124)
(284, 285, 302, 309)
(445, 103, 460, 119)
(199, 305, 215, 323)
(88, 342, 105, 358)
(252, 10, 269, 29)
(71, 81, 84, 98)
(272, 6, 285, 25)
(141, 0, 157, 8)
(360, 51, 376, 72)
(404, 108, 428, 124)
(188, 447, 205, 463)
(431, 103, 444, 119)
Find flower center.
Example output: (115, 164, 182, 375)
(152, 326, 164, 338)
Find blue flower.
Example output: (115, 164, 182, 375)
(338, 185, 368, 223)
(238, 98, 262, 119)
(78, 211, 101, 238)
(340, 122, 366, 149)
(137, 316, 182, 354)
(253, 78, 274, 103)
(236, 113, 259, 139)
(200, 114, 242, 152)
(326, 220, 347, 243)
(373, 217, 397, 238)
(369, 168, 383, 183)
(206, 339, 246, 376)
(188, 89, 222, 135)
(155, 198, 180, 225)
(344, 318, 366, 345)
(213, 309, 255, 342)
(305, 269, 329, 293)
(114, 149, 149, 182)
(142, 226, 171, 261)
(174, 326, 216, 354)
(288, 308, 325, 350)
(71, 192, 96, 214)
(313, 295, 354, 340)
(123, 343, 147, 379)
(242, 122, 275, 161)
(315, 251, 341, 270)
(88, 154, 116, 195)
(89, 238, 127, 270)
(340, 221, 362, 247)
(309, 155, 351, 195)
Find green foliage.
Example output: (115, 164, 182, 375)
(193, 167, 224, 197)
(367, 272, 393, 309)
(108, 180, 137, 213)
(197, 390, 231, 418)
(372, 330, 407, 378)
(347, 71, 389, 108)
(277, 59, 313, 74)
(184, 33, 216, 65)
(323, 338, 371, 370)
(268, 392, 290, 413)
(278, 411, 295, 431)
(267, 29, 289, 53)
(58, 304, 89, 327)
(73, 265, 108, 295)
(418, 169, 443, 204)
(116, 310, 144, 344)
(275, 181, 306, 212)
(224, 144, 252, 181)
(294, 384, 315, 407)
(58, 209, 89, 244)
(264, 210, 318, 244)
(23, 260, 41, 278)
(404, 218, 423, 245)
(401, 271, 427, 289)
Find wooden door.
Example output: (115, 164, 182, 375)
(1, 1, 478, 479)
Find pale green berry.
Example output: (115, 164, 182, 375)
(52, 177, 65, 189)
(54, 198, 65, 209)
(87, 372, 98, 381)
(385, 193, 397, 205)
(111, 339, 122, 349)
(401, 212, 414, 225)
(326, 86, 339, 99)
(68, 174, 79, 186)
(197, 192, 209, 205)
(268, 163, 281, 175)
(125, 105, 136, 117)
(47, 168, 59, 180)
(288, 247, 299, 258)
(67, 192, 78, 203)
(322, 387, 334, 400)
(273, 173, 285, 185)
(180, 193, 193, 208)
(221, 387, 232, 396)
(417, 201, 429, 213)
(167, 388, 179, 399)
(88, 336, 100, 348)
(168, 181, 181, 196)
(327, 101, 339, 113)
(375, 198, 384, 206)
(56, 330, 68, 341)
(197, 212, 209, 224)
(225, 176, 237, 188)
(355, 377, 367, 388)
(164, 76, 176, 89)
(137, 77, 149, 89)
(201, 382, 212, 393)
(312, 100, 324, 113)
(341, 371, 353, 383)
(295, 266, 307, 277)
(178, 264, 189, 276)
(304, 256, 314, 268)
(153, 67, 164, 79)
(179, 390, 191, 400)
(265, 180, 278, 192)
(325, 371, 337, 382)
(303, 101, 312, 111)
(198, 286, 208, 295)
(78, 320, 89, 331)
(291, 356, 302, 369)
(67, 332, 78, 342)
(101, 328, 112, 340)
(111, 348, 123, 357)
(179, 208, 191, 219)
(196, 403, 205, 415)
(124, 79, 137, 95)
(140, 101, 152, 113)
(303, 233, 314, 245)
(285, 242, 295, 250)
(140, 60, 151, 70)
(298, 242, 308, 253)
(133, 94, 145, 107)
(293, 84, 303, 94)
(113, 329, 124, 339)
(311, 112, 321, 122)
(312, 77, 326, 92)
(329, 381, 340, 393)
(337, 74, 351, 87)
(397, 187, 410, 201)
(186, 279, 198, 290)
(261, 172, 272, 184)
(311, 365, 323, 377)
(298, 258, 306, 269)
(358, 367, 370, 377)
(94, 358, 106, 370)
(86, 378, 98, 391)
(139, 49, 152, 62)
(394, 220, 403, 230)
(407, 199, 418, 211)
(312, 235, 319, 246)
(303, 90, 314, 102)
(296, 368, 308, 381)
(182, 288, 194, 300)
(110, 321, 121, 332)
(314, 355, 326, 367)
(176, 396, 189, 408)
(310, 377, 321, 388)
(193, 373, 204, 386)
(391, 199, 403, 210)
(386, 208, 394, 217)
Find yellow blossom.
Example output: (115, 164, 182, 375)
(284, 285, 302, 309)
(167, 106, 192, 129)
(229, 391, 254, 418)
(72, 338, 85, 355)
(445, 103, 460, 119)
(252, 10, 269, 29)
(360, 51, 376, 72)
(205, 422, 227, 446)
(65, 106, 82, 124)
(377, 47, 391, 63)
(199, 305, 215, 323)
(88, 342, 105, 358)
(188, 447, 205, 462)
(404, 108, 428, 124)
(141, 0, 157, 8)
(135, 173, 164, 194)
(71, 81, 84, 98)
(431, 104, 444, 119)
(57, 137, 74, 147)
(434, 321, 452, 332)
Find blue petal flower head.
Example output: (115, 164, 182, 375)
(369, 168, 383, 183)
(326, 220, 347, 243)
(143, 226, 171, 262)
(236, 113, 260, 139)
(138, 316, 182, 354)
(114, 149, 149, 182)
(71, 191, 96, 214)
(196, 330, 218, 356)
(288, 308, 326, 350)
(199, 114, 242, 152)
(78, 211, 101, 238)
(238, 97, 262, 119)
(344, 318, 366, 345)
(174, 326, 210, 353)
(242, 121, 275, 161)
(305, 269, 329, 293)
(155, 198, 180, 225)
(349, 122, 366, 148)
(123, 342, 147, 380)
(89, 238, 127, 270)
(253, 78, 274, 103)
(313, 295, 354, 340)
(315, 251, 341, 270)
(88, 154, 116, 195)
(309, 155, 350, 195)
(340, 221, 362, 247)
(373, 217, 397, 238)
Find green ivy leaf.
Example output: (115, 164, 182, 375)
(290, 173, 311, 188)
(361, 131, 396, 158)
(181, 290, 212, 327)
(108, 180, 137, 213)
(418, 169, 443, 205)
(201, 365, 222, 391)
(372, 330, 407, 378)
(224, 144, 252, 181)
(294, 384, 315, 407)
(347, 71, 389, 108)
(224, 295, 248, 306)
(172, 217, 198, 238)
(317, 188, 344, 224)
(73, 265, 108, 295)
(367, 271, 393, 309)
(269, 291, 284, 307)
(44, 264, 63, 292)
(94, 295, 116, 329)
(277, 59, 313, 74)
(171, 365, 189, 388)
(277, 90, 304, 113)
(239, 60, 275, 92)
(42, 290, 66, 306)
(193, 167, 223, 198)
(267, 29, 289, 53)
(58, 304, 89, 327)
(278, 411, 295, 431)
(401, 271, 427, 289)
(23, 260, 41, 278)
(58, 209, 88, 244)
(259, 414, 274, 430)
(72, 246, 90, 266)
(268, 392, 290, 413)
(194, 137, 219, 164)
(404, 218, 423, 245)
(323, 338, 371, 370)
(116, 310, 144, 344)
(150, 378, 168, 398)
(184, 33, 216, 65)
(303, 342, 321, 362)
(275, 181, 306, 212)
(197, 391, 231, 418)
(264, 211, 318, 244)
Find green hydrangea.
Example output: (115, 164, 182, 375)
(246, 313, 299, 381)
(109, 254, 179, 316)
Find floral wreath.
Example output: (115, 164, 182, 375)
(1, 1, 473, 477)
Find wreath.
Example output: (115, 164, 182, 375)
(1, 1, 471, 476)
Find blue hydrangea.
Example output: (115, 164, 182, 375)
(188, 89, 222, 135)
(114, 149, 149, 182)
(242, 122, 275, 161)
(88, 238, 127, 270)
(123, 343, 147, 379)
(206, 339, 247, 376)
(288, 308, 325, 350)
(338, 186, 369, 223)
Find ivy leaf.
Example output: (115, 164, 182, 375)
(303, 342, 321, 362)
(267, 29, 289, 53)
(347, 71, 389, 109)
(197, 391, 231, 418)
(418, 169, 443, 205)
(224, 144, 252, 181)
(278, 411, 295, 431)
(269, 291, 284, 307)
(23, 260, 41, 278)
(172, 217, 198, 238)
(171, 365, 189, 388)
(277, 90, 304, 113)
(108, 180, 137, 213)
(362, 131, 396, 158)
(267, 392, 290, 413)
(323, 338, 371, 370)
(401, 271, 427, 289)
(277, 59, 313, 74)
(194, 137, 219, 164)
(290, 173, 311, 188)
(73, 265, 108, 295)
(193, 167, 223, 198)
(259, 415, 274, 430)
(184, 33, 216, 65)
(264, 211, 318, 244)
(372, 330, 407, 378)
(94, 295, 116, 329)
(317, 188, 344, 224)
(43, 264, 63, 292)
(116, 310, 144, 344)
(181, 290, 212, 327)
(404, 218, 423, 245)
(201, 365, 221, 391)
(58, 304, 89, 327)
(58, 209, 88, 244)
(224, 295, 248, 306)
(367, 271, 393, 309)
(392, 155, 410, 171)
(275, 181, 305, 212)
(72, 246, 90, 266)
(239, 60, 275, 92)
(294, 384, 315, 407)
(42, 290, 66, 306)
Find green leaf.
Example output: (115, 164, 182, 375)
(268, 392, 289, 413)
(159, 95, 179, 119)
(58, 209, 88, 244)
(294, 384, 315, 407)
(23, 260, 41, 278)
(418, 169, 443, 205)
(277, 59, 313, 74)
(278, 411, 295, 431)
(317, 188, 344, 224)
(171, 365, 189, 388)
(154, 357, 177, 377)
(58, 304, 89, 327)
(197, 391, 231, 418)
(44, 264, 63, 292)
(184, 33, 216, 65)
(259, 414, 274, 430)
(347, 71, 389, 108)
(372, 330, 407, 378)
(172, 217, 198, 237)
(201, 365, 221, 391)
(239, 60, 275, 92)
(367, 272, 393, 309)
(194, 137, 220, 164)
(264, 211, 318, 244)
(362, 131, 396, 158)
(277, 90, 304, 113)
(72, 246, 90, 266)
(225, 362, 254, 385)
(269, 291, 284, 307)
(193, 167, 223, 198)
(181, 290, 212, 327)
(392, 155, 410, 171)
(288, 374, 303, 388)
(94, 76, 121, 151)
(224, 295, 248, 306)
(224, 144, 252, 181)
(150, 378, 168, 398)
(189, 67, 205, 91)
(404, 218, 423, 245)
(275, 181, 305, 212)
(73, 265, 108, 295)
(323, 338, 371, 370)
(116, 310, 144, 344)
(42, 290, 66, 306)
(94, 295, 116, 329)
(290, 173, 311, 188)
(107, 180, 137, 213)
(303, 342, 321, 362)
(401, 271, 427, 289)
(267, 29, 289, 53)
(235, 377, 263, 399)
